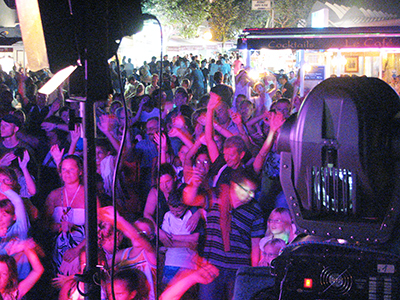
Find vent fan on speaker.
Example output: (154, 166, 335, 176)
(320, 265, 353, 296)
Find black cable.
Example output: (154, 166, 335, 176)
(109, 52, 129, 300)
(108, 12, 162, 300)
(278, 262, 291, 300)
(142, 14, 164, 300)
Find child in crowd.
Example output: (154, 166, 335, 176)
(98, 207, 157, 300)
(0, 167, 30, 239)
(259, 207, 295, 251)
(57, 247, 86, 300)
(105, 267, 150, 300)
(258, 238, 286, 267)
(105, 261, 219, 300)
(161, 189, 200, 287)
(0, 239, 44, 300)
(0, 168, 31, 280)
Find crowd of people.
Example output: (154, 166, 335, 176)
(0, 52, 305, 300)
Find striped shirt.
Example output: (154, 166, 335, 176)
(203, 199, 264, 270)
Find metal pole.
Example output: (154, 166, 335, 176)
(271, 0, 275, 28)
(82, 1, 109, 299)
(299, 49, 305, 97)
(83, 86, 100, 300)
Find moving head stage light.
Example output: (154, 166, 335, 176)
(271, 77, 400, 299)
(278, 77, 400, 243)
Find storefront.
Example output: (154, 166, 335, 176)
(237, 26, 400, 95)
(0, 26, 23, 72)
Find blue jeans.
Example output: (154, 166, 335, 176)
(199, 267, 237, 300)
(162, 265, 181, 287)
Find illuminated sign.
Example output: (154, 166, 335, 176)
(238, 37, 400, 50)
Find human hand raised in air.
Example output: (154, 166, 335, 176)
(207, 92, 221, 110)
(17, 150, 30, 171)
(0, 152, 16, 167)
(50, 144, 65, 167)
(154, 132, 167, 150)
(267, 110, 285, 133)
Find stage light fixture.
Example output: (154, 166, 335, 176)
(38, 65, 77, 95)
(277, 77, 400, 244)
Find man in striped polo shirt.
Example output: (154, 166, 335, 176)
(199, 167, 265, 300)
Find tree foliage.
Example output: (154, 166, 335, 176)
(144, 0, 315, 42)
(208, 0, 271, 42)
(208, 0, 241, 43)
(273, 0, 315, 27)
(231, 0, 270, 34)
(145, 0, 210, 38)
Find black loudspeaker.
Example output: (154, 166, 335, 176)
(36, 0, 143, 100)
(272, 242, 400, 299)
(37, 0, 144, 73)
(68, 66, 86, 98)
(232, 266, 276, 300)
(37, 0, 79, 74)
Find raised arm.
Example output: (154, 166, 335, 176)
(205, 92, 221, 163)
(67, 124, 81, 155)
(265, 74, 277, 98)
(130, 97, 146, 125)
(154, 132, 169, 165)
(44, 97, 61, 120)
(16, 240, 44, 298)
(143, 187, 158, 226)
(18, 150, 36, 196)
(230, 110, 252, 150)
(1, 185, 29, 235)
(50, 144, 65, 168)
(97, 114, 121, 152)
(213, 121, 233, 139)
(184, 138, 203, 168)
(98, 206, 156, 264)
(253, 111, 285, 174)
(168, 127, 194, 149)
(160, 260, 219, 300)
(246, 109, 269, 129)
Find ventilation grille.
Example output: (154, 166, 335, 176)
(320, 265, 353, 296)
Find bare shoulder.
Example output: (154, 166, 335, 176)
(46, 188, 63, 207)
(147, 187, 158, 199)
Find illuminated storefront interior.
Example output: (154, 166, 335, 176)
(238, 26, 400, 94)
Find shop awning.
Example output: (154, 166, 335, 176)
(237, 26, 400, 50)
(167, 37, 234, 52)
